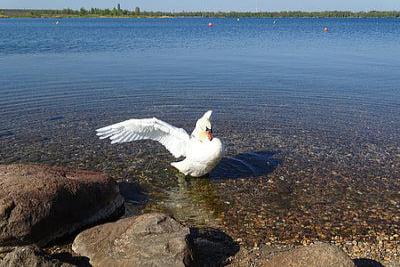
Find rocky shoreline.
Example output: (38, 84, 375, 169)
(0, 164, 398, 266)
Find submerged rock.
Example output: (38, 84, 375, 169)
(261, 242, 355, 267)
(72, 213, 191, 267)
(0, 246, 73, 267)
(0, 164, 124, 247)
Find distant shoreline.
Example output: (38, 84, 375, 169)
(1, 9, 400, 19)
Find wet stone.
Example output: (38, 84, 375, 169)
(72, 213, 191, 267)
(0, 164, 124, 247)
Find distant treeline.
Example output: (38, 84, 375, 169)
(1, 8, 400, 18)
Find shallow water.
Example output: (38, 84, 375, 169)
(1, 18, 400, 250)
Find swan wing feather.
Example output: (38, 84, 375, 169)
(96, 118, 190, 158)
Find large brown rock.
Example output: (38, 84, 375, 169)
(0, 164, 124, 247)
(72, 213, 191, 267)
(261, 242, 355, 267)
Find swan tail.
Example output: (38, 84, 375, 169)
(171, 161, 189, 175)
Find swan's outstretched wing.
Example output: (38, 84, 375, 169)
(96, 118, 190, 158)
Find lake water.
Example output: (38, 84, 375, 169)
(1, 18, 399, 255)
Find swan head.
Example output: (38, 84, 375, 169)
(194, 110, 213, 142)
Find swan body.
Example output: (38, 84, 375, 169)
(171, 137, 222, 177)
(96, 110, 223, 177)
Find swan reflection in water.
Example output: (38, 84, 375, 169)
(162, 151, 281, 226)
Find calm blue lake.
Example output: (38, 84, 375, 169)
(1, 18, 400, 246)
(1, 18, 399, 128)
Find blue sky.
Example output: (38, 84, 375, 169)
(2, 0, 400, 12)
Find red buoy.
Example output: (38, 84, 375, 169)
(208, 22, 214, 27)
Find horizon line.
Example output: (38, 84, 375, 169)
(2, 8, 400, 12)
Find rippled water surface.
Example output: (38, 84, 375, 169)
(1, 18, 400, 254)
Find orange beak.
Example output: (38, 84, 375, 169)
(206, 129, 213, 141)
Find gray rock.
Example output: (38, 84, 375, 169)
(260, 242, 355, 267)
(0, 164, 124, 247)
(72, 213, 191, 267)
(0, 246, 73, 267)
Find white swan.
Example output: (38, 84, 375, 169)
(96, 110, 223, 177)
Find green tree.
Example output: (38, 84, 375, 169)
(79, 7, 87, 16)
(135, 7, 140, 15)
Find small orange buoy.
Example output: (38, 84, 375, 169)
(323, 26, 329, 32)
(208, 22, 214, 27)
